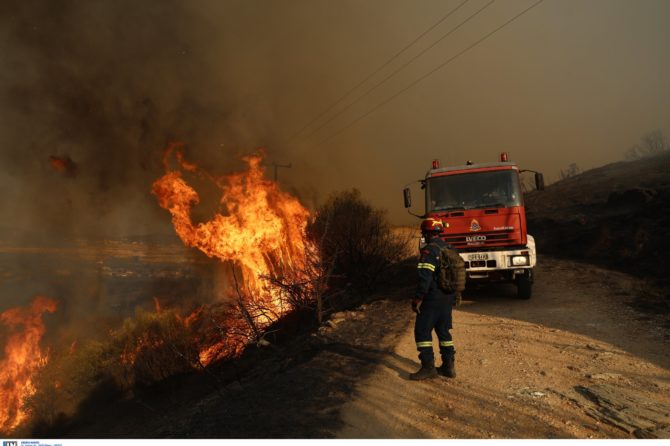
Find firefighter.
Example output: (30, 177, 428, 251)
(410, 218, 456, 380)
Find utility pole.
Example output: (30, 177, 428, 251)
(271, 162, 292, 182)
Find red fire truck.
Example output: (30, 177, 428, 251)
(403, 153, 544, 299)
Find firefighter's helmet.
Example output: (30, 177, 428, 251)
(421, 218, 444, 234)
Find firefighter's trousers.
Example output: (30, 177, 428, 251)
(414, 298, 454, 365)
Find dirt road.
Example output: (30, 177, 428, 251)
(333, 257, 670, 439)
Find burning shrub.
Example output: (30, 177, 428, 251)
(0, 296, 57, 434)
(309, 189, 410, 290)
(151, 144, 322, 350)
(151, 144, 316, 316)
(108, 308, 199, 388)
(264, 235, 335, 324)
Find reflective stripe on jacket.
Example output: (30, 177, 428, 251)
(415, 237, 449, 302)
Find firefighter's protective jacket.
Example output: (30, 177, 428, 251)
(415, 237, 450, 302)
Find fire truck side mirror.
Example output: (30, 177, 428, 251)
(535, 172, 545, 191)
(403, 187, 412, 208)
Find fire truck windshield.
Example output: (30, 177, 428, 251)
(427, 169, 522, 212)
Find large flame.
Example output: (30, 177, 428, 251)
(152, 144, 315, 363)
(0, 296, 57, 432)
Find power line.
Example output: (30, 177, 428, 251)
(285, 0, 470, 144)
(315, 0, 546, 148)
(295, 0, 496, 145)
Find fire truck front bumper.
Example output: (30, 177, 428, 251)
(460, 235, 536, 281)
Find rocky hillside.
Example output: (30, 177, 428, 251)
(525, 151, 670, 284)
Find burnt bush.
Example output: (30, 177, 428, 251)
(308, 189, 410, 290)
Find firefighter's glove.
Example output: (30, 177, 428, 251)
(455, 292, 463, 307)
(411, 298, 422, 314)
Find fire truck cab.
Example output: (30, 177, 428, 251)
(403, 153, 544, 299)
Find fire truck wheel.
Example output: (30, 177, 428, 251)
(517, 274, 532, 300)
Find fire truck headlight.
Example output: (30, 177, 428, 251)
(511, 255, 529, 266)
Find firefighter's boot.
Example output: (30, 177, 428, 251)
(409, 360, 438, 381)
(437, 356, 456, 378)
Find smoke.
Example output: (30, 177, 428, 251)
(0, 0, 258, 239)
(3, 0, 670, 237)
(0, 0, 437, 239)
